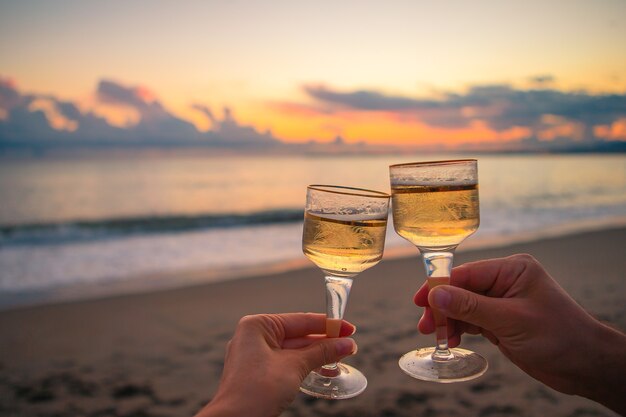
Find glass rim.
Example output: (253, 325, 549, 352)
(307, 184, 390, 199)
(389, 159, 477, 169)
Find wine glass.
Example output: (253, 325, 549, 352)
(389, 159, 487, 382)
(300, 184, 390, 399)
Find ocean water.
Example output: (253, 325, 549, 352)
(1, 153, 625, 305)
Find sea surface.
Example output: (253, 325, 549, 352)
(1, 152, 625, 307)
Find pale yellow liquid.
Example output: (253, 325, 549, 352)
(302, 212, 387, 277)
(326, 318, 342, 337)
(391, 184, 479, 250)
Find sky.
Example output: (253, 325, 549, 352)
(1, 0, 626, 148)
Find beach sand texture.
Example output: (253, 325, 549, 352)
(0, 228, 624, 417)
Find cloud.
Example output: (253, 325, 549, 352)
(96, 80, 199, 140)
(191, 103, 216, 124)
(97, 80, 155, 110)
(0, 78, 280, 147)
(594, 118, 626, 140)
(0, 78, 66, 141)
(28, 98, 78, 132)
(528, 74, 555, 85)
(190, 103, 275, 144)
(304, 84, 443, 111)
(0, 77, 25, 112)
(461, 85, 626, 132)
(302, 85, 471, 128)
(302, 83, 626, 142)
(210, 106, 276, 144)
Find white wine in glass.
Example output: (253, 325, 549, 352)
(303, 212, 388, 276)
(300, 185, 390, 399)
(390, 160, 487, 383)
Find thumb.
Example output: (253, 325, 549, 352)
(299, 338, 356, 371)
(429, 285, 502, 330)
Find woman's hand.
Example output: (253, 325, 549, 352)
(196, 313, 357, 417)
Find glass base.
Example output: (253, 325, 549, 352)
(300, 363, 367, 399)
(398, 347, 488, 383)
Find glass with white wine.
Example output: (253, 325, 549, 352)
(300, 185, 390, 399)
(389, 159, 487, 382)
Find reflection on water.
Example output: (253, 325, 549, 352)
(0, 152, 625, 298)
(1, 153, 625, 226)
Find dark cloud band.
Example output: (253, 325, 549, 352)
(303, 83, 626, 139)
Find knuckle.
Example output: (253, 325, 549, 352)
(508, 253, 539, 277)
(238, 313, 272, 328)
(238, 314, 285, 340)
(266, 315, 286, 340)
(512, 253, 537, 266)
(237, 314, 256, 328)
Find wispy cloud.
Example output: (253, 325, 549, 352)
(304, 84, 443, 111)
(528, 74, 555, 85)
(96, 79, 200, 141)
(211, 106, 276, 144)
(191, 103, 217, 125)
(0, 78, 280, 147)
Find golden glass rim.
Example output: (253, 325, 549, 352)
(389, 159, 477, 169)
(307, 184, 390, 199)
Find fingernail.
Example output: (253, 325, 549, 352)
(335, 338, 356, 356)
(431, 287, 451, 310)
(339, 321, 356, 336)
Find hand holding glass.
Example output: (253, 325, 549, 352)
(300, 185, 390, 399)
(389, 160, 487, 382)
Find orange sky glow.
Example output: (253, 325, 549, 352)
(1, 1, 625, 148)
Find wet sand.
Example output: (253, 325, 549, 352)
(0, 227, 624, 417)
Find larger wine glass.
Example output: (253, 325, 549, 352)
(389, 159, 487, 382)
(300, 185, 390, 399)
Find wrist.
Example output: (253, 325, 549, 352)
(573, 320, 626, 414)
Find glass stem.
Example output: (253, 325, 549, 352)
(322, 275, 353, 370)
(422, 251, 455, 361)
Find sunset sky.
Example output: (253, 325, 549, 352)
(1, 0, 626, 147)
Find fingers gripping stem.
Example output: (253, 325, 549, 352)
(323, 275, 353, 369)
(422, 251, 455, 360)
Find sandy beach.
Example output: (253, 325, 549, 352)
(0, 227, 624, 417)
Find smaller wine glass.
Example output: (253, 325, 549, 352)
(300, 185, 390, 399)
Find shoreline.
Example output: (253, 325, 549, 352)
(1, 217, 625, 312)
